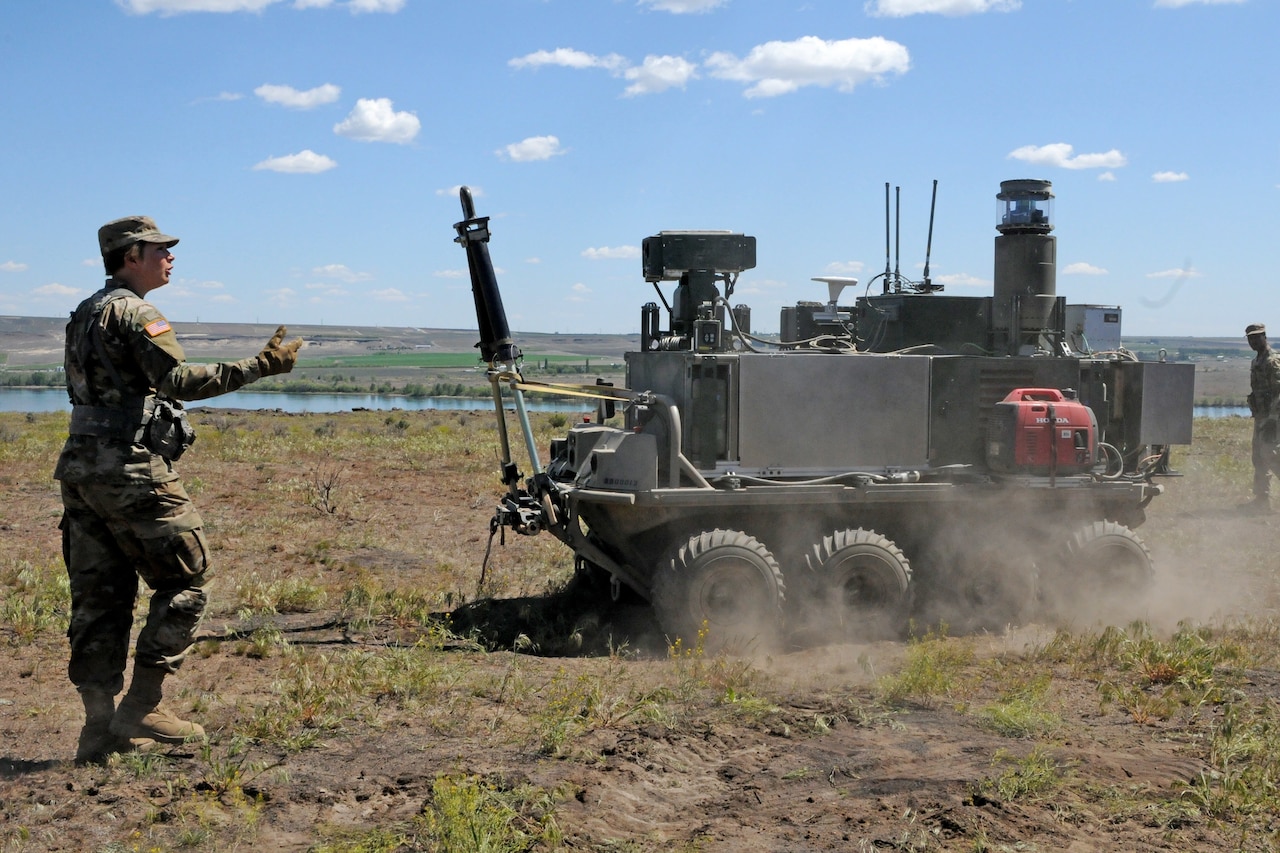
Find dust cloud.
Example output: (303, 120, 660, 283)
(758, 482, 1278, 668)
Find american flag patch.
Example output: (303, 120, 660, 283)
(144, 318, 171, 337)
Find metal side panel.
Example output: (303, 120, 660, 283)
(626, 351, 739, 468)
(736, 354, 931, 472)
(1123, 360, 1196, 445)
(625, 351, 688, 403)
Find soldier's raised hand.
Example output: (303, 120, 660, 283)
(256, 325, 304, 376)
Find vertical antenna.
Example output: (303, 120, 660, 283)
(883, 182, 891, 294)
(922, 179, 938, 291)
(894, 185, 901, 293)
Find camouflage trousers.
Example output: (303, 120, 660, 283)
(59, 478, 211, 695)
(1254, 418, 1280, 498)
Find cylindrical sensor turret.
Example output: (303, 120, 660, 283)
(992, 179, 1056, 354)
(996, 178, 1054, 234)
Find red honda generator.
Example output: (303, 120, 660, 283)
(986, 388, 1097, 475)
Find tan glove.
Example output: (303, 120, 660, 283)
(256, 325, 303, 376)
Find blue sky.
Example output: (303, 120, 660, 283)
(0, 0, 1273, 338)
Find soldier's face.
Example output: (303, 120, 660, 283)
(1249, 334, 1267, 353)
(128, 243, 174, 294)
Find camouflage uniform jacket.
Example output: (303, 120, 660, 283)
(1251, 347, 1280, 423)
(54, 279, 263, 484)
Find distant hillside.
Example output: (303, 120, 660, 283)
(2, 315, 1255, 405)
(4, 314, 1252, 363)
(1123, 337, 1254, 358)
(0, 316, 638, 367)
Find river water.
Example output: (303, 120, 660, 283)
(0, 388, 592, 414)
(0, 388, 1249, 418)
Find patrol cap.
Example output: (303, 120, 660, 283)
(1246, 323, 1267, 337)
(98, 216, 180, 257)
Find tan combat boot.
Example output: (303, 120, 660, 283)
(108, 666, 205, 744)
(74, 690, 156, 765)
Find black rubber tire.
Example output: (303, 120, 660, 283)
(652, 529, 785, 654)
(1044, 520, 1154, 622)
(952, 546, 1039, 633)
(805, 528, 911, 640)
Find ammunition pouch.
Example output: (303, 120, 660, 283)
(1248, 392, 1262, 418)
(69, 397, 196, 461)
(144, 398, 197, 461)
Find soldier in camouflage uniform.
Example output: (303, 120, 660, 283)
(1246, 322, 1280, 513)
(56, 216, 303, 764)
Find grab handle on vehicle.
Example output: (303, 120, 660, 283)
(1002, 387, 1066, 403)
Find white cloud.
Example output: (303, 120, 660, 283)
(266, 287, 297, 307)
(1, 261, 28, 273)
(1154, 0, 1244, 7)
(638, 0, 728, 12)
(571, 283, 592, 293)
(1152, 171, 1189, 183)
(371, 288, 410, 302)
(333, 98, 420, 144)
(33, 282, 80, 297)
(934, 272, 989, 288)
(1007, 143, 1127, 170)
(624, 55, 698, 96)
(157, 277, 226, 300)
(823, 261, 866, 275)
(511, 47, 695, 97)
(582, 245, 642, 260)
(165, 278, 225, 298)
(510, 48, 627, 72)
(433, 269, 467, 279)
(312, 263, 372, 282)
(347, 0, 404, 11)
(867, 0, 1019, 16)
(705, 36, 910, 98)
(1062, 262, 1108, 275)
(736, 277, 788, 296)
(1146, 267, 1201, 279)
(117, 0, 280, 13)
(498, 135, 566, 162)
(255, 83, 341, 109)
(118, 0, 403, 11)
(252, 150, 338, 173)
(192, 91, 244, 104)
(1098, 171, 1117, 182)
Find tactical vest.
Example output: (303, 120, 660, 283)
(64, 287, 196, 459)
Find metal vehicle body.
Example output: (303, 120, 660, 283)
(455, 180, 1195, 650)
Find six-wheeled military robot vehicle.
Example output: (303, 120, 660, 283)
(454, 180, 1195, 650)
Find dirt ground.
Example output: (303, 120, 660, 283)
(1, 409, 1277, 852)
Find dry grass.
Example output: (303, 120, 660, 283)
(2, 409, 1280, 851)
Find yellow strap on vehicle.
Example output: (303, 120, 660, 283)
(510, 380, 634, 403)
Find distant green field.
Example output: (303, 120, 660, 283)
(300, 351, 619, 369)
